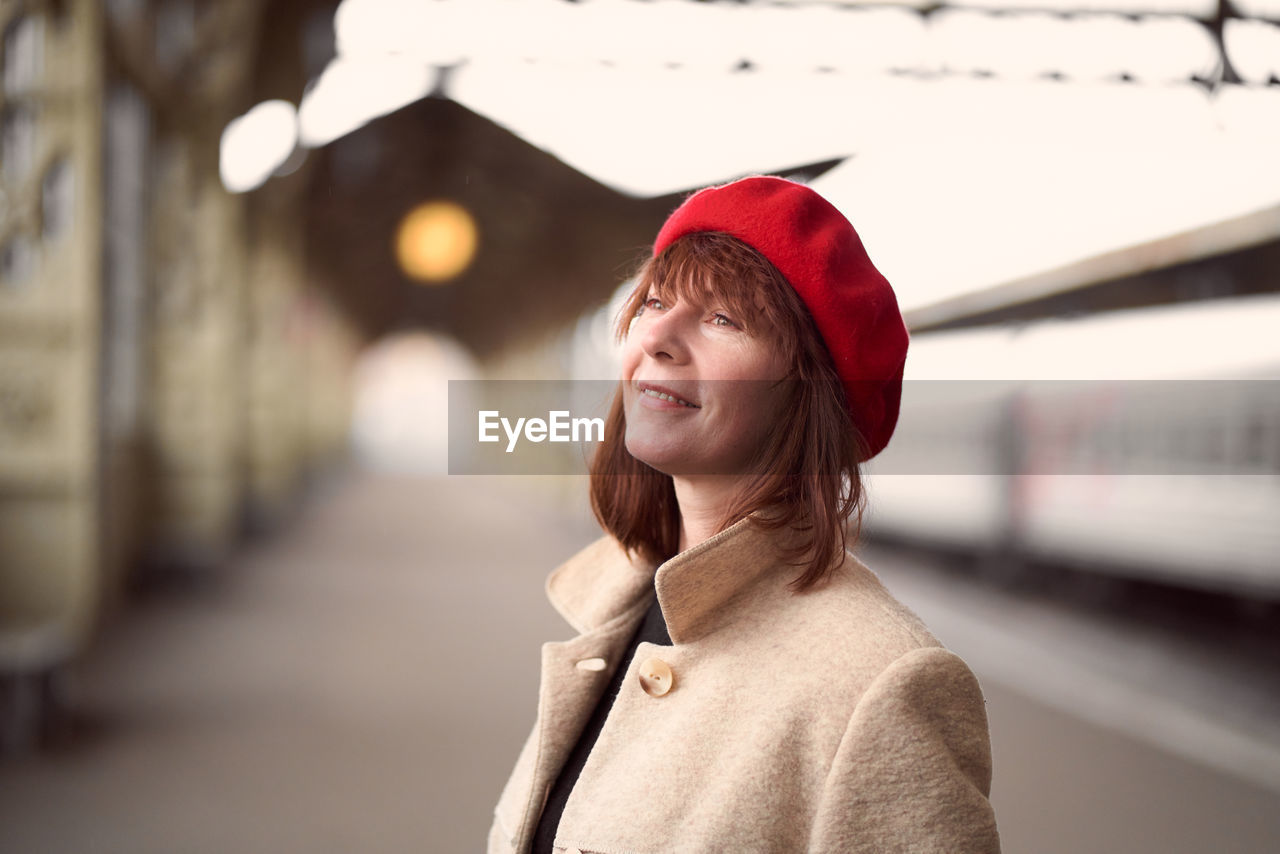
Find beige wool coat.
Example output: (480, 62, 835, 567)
(488, 515, 1001, 854)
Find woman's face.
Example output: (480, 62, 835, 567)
(620, 282, 791, 477)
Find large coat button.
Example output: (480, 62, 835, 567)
(639, 657, 674, 697)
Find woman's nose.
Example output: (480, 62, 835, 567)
(639, 305, 692, 363)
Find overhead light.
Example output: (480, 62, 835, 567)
(394, 200, 479, 283)
(219, 100, 298, 193)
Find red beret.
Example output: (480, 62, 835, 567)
(653, 176, 908, 460)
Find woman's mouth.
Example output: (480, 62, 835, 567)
(638, 383, 700, 408)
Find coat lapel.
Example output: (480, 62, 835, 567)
(512, 540, 655, 852)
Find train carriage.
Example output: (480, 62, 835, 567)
(866, 294, 1280, 600)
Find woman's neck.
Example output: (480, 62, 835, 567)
(671, 474, 751, 553)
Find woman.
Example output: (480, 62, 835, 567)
(489, 176, 1000, 854)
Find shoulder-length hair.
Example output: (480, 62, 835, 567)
(589, 232, 868, 591)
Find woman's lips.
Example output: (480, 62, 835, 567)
(636, 382, 700, 408)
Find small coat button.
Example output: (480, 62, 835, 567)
(639, 657, 674, 697)
(575, 657, 606, 672)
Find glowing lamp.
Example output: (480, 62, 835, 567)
(395, 200, 479, 283)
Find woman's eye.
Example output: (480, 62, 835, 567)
(642, 297, 665, 312)
(711, 313, 739, 328)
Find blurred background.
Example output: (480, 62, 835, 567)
(2, 0, 1279, 851)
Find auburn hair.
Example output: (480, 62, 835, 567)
(589, 232, 868, 591)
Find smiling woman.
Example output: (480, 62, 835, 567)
(489, 177, 1000, 854)
(599, 230, 863, 584)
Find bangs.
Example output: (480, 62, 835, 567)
(617, 232, 802, 358)
(649, 250, 771, 333)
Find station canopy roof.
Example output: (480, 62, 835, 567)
(281, 0, 1280, 323)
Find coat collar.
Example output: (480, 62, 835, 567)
(546, 512, 802, 645)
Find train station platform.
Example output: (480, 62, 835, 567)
(1, 470, 1277, 853)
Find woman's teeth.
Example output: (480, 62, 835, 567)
(642, 388, 698, 408)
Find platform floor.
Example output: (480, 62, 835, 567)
(0, 473, 597, 853)
(1, 470, 1277, 853)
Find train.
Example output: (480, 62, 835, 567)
(863, 293, 1280, 601)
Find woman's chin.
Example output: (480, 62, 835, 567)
(625, 447, 681, 476)
(625, 444, 748, 479)
(625, 438, 697, 477)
